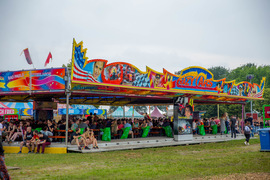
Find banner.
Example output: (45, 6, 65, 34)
(58, 108, 84, 115)
(71, 39, 265, 99)
(84, 109, 106, 116)
(0, 108, 19, 116)
(20, 108, 33, 116)
(0, 68, 66, 93)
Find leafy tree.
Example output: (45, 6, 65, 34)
(62, 60, 72, 68)
(195, 64, 269, 118)
(208, 66, 230, 80)
(157, 106, 167, 113)
(135, 106, 148, 114)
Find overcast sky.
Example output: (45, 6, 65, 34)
(0, 0, 269, 73)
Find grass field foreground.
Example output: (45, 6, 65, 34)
(7, 138, 270, 179)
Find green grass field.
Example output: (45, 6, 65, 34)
(6, 138, 270, 180)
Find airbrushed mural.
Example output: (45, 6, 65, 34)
(71, 39, 265, 99)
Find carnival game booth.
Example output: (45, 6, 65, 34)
(0, 39, 266, 146)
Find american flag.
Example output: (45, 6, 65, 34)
(253, 90, 263, 98)
(73, 60, 98, 83)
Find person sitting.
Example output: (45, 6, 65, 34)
(6, 121, 17, 143)
(117, 120, 124, 130)
(124, 120, 134, 138)
(111, 120, 118, 135)
(133, 119, 140, 135)
(18, 127, 36, 154)
(36, 132, 51, 154)
(140, 120, 147, 128)
(90, 121, 97, 129)
(70, 128, 90, 150)
(71, 119, 79, 131)
(78, 119, 88, 129)
(47, 120, 54, 134)
(83, 128, 99, 149)
(40, 126, 53, 141)
(10, 121, 24, 142)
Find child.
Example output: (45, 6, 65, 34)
(244, 122, 252, 145)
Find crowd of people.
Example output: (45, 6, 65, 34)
(193, 113, 265, 135)
(0, 113, 173, 152)
(0, 112, 268, 153)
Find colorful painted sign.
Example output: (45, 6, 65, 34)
(20, 108, 33, 116)
(58, 108, 84, 115)
(57, 104, 95, 109)
(58, 108, 106, 116)
(0, 68, 66, 93)
(0, 108, 19, 116)
(71, 39, 265, 99)
(84, 109, 106, 116)
(30, 68, 66, 91)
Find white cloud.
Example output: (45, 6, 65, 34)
(0, 0, 269, 72)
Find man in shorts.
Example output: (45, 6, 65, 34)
(71, 128, 90, 150)
(18, 127, 36, 154)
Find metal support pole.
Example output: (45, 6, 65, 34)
(132, 106, 134, 121)
(29, 71, 32, 95)
(65, 92, 69, 146)
(250, 78, 253, 117)
(65, 67, 71, 146)
(123, 106, 125, 118)
(242, 104, 245, 133)
(217, 104, 219, 119)
(173, 98, 179, 140)
(250, 100, 253, 117)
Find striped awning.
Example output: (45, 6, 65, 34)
(2, 102, 33, 109)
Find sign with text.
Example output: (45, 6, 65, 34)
(0, 68, 66, 94)
(71, 39, 265, 99)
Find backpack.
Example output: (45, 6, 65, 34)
(244, 126, 251, 134)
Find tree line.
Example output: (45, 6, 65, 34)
(195, 63, 270, 118)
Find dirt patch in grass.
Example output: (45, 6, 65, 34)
(195, 172, 270, 180)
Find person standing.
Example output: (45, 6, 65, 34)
(230, 115, 237, 138)
(220, 113, 227, 135)
(246, 115, 254, 137)
(244, 122, 252, 145)
(0, 141, 10, 179)
(0, 119, 4, 142)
